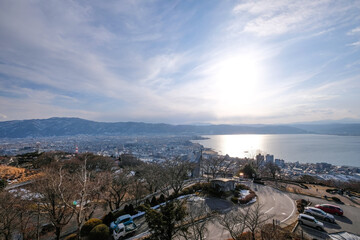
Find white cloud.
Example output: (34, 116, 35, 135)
(232, 0, 359, 37)
(347, 26, 360, 35)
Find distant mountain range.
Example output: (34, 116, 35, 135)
(0, 117, 360, 138)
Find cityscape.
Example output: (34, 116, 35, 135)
(1, 1, 360, 240)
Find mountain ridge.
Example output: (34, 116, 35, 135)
(1, 117, 360, 138)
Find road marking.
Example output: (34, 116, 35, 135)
(281, 194, 296, 223)
(265, 207, 274, 214)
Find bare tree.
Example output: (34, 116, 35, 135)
(137, 162, 166, 194)
(221, 159, 236, 178)
(0, 191, 19, 240)
(33, 166, 75, 240)
(104, 169, 132, 211)
(164, 157, 195, 196)
(145, 200, 187, 240)
(129, 174, 148, 207)
(217, 207, 249, 240)
(202, 156, 226, 180)
(61, 157, 105, 239)
(264, 162, 280, 179)
(245, 203, 272, 240)
(178, 199, 211, 240)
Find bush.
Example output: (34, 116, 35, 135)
(158, 194, 166, 203)
(332, 197, 343, 204)
(137, 204, 148, 212)
(295, 199, 309, 213)
(0, 179, 7, 190)
(89, 224, 109, 240)
(239, 192, 256, 204)
(81, 218, 102, 236)
(127, 204, 137, 215)
(150, 196, 158, 207)
(124, 204, 129, 214)
(64, 233, 77, 240)
(235, 184, 249, 191)
(231, 197, 238, 203)
(238, 231, 253, 240)
(145, 198, 151, 206)
(101, 212, 115, 226)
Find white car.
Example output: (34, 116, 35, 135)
(298, 214, 324, 231)
(304, 207, 335, 223)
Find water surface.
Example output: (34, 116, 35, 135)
(191, 134, 360, 167)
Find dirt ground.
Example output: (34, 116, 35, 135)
(265, 181, 360, 208)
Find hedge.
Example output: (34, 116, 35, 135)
(80, 218, 102, 236)
(89, 224, 109, 240)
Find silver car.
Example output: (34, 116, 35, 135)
(298, 214, 325, 231)
(304, 207, 335, 223)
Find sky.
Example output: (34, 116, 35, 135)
(0, 0, 360, 124)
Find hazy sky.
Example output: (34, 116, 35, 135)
(1, 0, 360, 124)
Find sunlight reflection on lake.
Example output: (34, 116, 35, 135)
(191, 134, 360, 167)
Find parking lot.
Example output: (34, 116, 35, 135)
(291, 194, 360, 239)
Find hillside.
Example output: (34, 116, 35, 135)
(0, 117, 309, 138)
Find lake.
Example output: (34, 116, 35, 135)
(191, 134, 360, 167)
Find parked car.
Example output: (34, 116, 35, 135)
(298, 214, 324, 231)
(315, 204, 343, 216)
(110, 214, 133, 230)
(113, 222, 137, 240)
(304, 207, 335, 223)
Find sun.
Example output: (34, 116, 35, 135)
(211, 53, 262, 113)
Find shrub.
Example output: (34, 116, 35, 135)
(332, 197, 343, 203)
(124, 204, 129, 214)
(127, 204, 137, 215)
(231, 197, 238, 203)
(297, 203, 304, 213)
(89, 224, 109, 240)
(0, 179, 7, 190)
(64, 233, 77, 240)
(158, 194, 166, 203)
(101, 212, 114, 226)
(238, 231, 253, 240)
(150, 196, 158, 207)
(81, 218, 102, 236)
(235, 184, 249, 191)
(137, 204, 148, 212)
(238, 191, 256, 204)
(145, 198, 151, 206)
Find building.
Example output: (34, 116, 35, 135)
(256, 154, 264, 166)
(275, 159, 285, 167)
(210, 178, 237, 192)
(265, 154, 274, 163)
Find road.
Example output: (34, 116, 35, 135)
(129, 180, 360, 240)
(204, 182, 297, 240)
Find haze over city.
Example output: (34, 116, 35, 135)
(1, 0, 360, 124)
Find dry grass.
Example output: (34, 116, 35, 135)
(267, 181, 360, 207)
(0, 165, 42, 183)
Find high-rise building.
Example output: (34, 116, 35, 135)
(256, 153, 264, 166)
(275, 158, 285, 167)
(265, 154, 274, 163)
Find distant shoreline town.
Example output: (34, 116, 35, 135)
(1, 135, 359, 184)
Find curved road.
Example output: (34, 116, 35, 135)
(205, 182, 296, 240)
